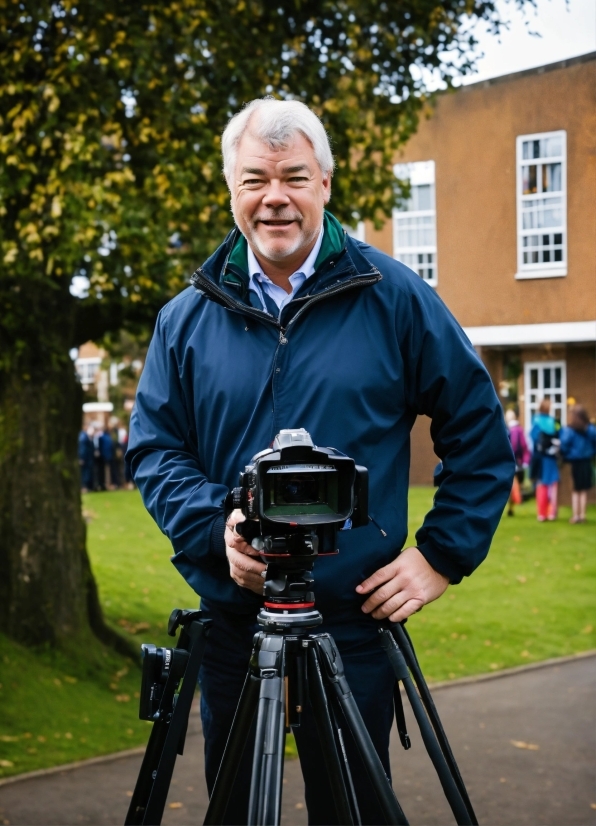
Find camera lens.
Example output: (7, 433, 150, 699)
(278, 474, 319, 505)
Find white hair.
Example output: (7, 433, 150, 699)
(222, 98, 334, 184)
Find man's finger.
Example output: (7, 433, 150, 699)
(387, 599, 424, 623)
(227, 546, 265, 574)
(355, 562, 397, 594)
(360, 581, 404, 614)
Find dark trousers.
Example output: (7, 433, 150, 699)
(198, 601, 396, 825)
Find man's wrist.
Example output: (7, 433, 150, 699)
(414, 543, 455, 585)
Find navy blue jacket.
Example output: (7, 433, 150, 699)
(560, 424, 596, 461)
(127, 213, 514, 620)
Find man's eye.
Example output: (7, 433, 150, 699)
(243, 179, 263, 186)
(289, 176, 308, 183)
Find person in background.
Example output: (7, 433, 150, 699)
(560, 404, 596, 524)
(505, 408, 530, 516)
(530, 398, 561, 522)
(92, 423, 106, 491)
(118, 424, 134, 489)
(78, 425, 94, 492)
(99, 426, 116, 489)
(108, 416, 123, 489)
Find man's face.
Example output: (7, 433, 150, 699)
(230, 130, 331, 270)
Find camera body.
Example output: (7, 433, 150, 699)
(139, 643, 189, 721)
(226, 428, 368, 548)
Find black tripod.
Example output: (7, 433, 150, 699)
(126, 593, 478, 826)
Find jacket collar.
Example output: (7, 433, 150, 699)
(198, 211, 374, 305)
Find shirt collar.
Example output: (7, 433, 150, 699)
(246, 225, 324, 286)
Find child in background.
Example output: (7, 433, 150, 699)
(561, 404, 596, 523)
(530, 398, 560, 522)
(505, 409, 530, 516)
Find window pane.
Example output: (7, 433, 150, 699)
(542, 163, 562, 192)
(543, 368, 551, 389)
(523, 166, 537, 194)
(415, 184, 432, 211)
(544, 136, 562, 157)
(554, 367, 561, 387)
(530, 369, 538, 389)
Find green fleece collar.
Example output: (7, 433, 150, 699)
(224, 210, 346, 286)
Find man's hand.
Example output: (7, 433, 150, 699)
(225, 509, 266, 595)
(356, 546, 449, 622)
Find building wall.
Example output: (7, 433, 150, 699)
(369, 55, 596, 326)
(369, 55, 596, 502)
(409, 416, 437, 486)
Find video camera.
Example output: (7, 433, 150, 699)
(224, 429, 368, 630)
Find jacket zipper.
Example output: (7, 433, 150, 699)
(191, 268, 382, 335)
(191, 269, 281, 330)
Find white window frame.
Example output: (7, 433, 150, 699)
(515, 130, 567, 280)
(393, 161, 438, 287)
(524, 360, 567, 429)
(343, 221, 366, 243)
(75, 357, 101, 388)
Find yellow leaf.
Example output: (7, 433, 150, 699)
(51, 196, 62, 218)
(0, 760, 14, 767)
(511, 740, 539, 751)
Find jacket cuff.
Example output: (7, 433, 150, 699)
(414, 540, 462, 585)
(210, 514, 227, 559)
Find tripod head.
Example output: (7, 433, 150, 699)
(225, 429, 369, 633)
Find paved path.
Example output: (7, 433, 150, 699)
(0, 655, 594, 825)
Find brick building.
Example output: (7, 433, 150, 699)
(361, 52, 596, 496)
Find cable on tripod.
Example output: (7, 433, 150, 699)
(390, 622, 479, 826)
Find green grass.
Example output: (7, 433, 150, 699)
(0, 491, 196, 780)
(82, 491, 197, 650)
(1, 488, 594, 778)
(404, 489, 596, 682)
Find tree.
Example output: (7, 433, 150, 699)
(0, 0, 524, 647)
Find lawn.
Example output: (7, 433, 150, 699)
(404, 489, 595, 682)
(1, 488, 594, 778)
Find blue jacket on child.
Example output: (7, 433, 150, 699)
(561, 424, 596, 461)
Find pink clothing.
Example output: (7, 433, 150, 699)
(509, 423, 531, 467)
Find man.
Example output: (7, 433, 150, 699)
(128, 98, 514, 823)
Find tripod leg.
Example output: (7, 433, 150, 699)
(392, 623, 478, 825)
(379, 628, 474, 826)
(313, 636, 409, 826)
(126, 721, 170, 825)
(248, 636, 286, 826)
(126, 619, 209, 826)
(203, 672, 261, 825)
(306, 645, 355, 825)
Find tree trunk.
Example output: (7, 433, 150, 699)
(0, 338, 133, 656)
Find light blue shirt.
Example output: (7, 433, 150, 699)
(247, 226, 324, 315)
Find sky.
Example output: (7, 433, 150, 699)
(458, 0, 596, 84)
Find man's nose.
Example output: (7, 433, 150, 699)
(262, 179, 290, 208)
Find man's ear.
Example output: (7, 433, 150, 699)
(322, 175, 331, 205)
